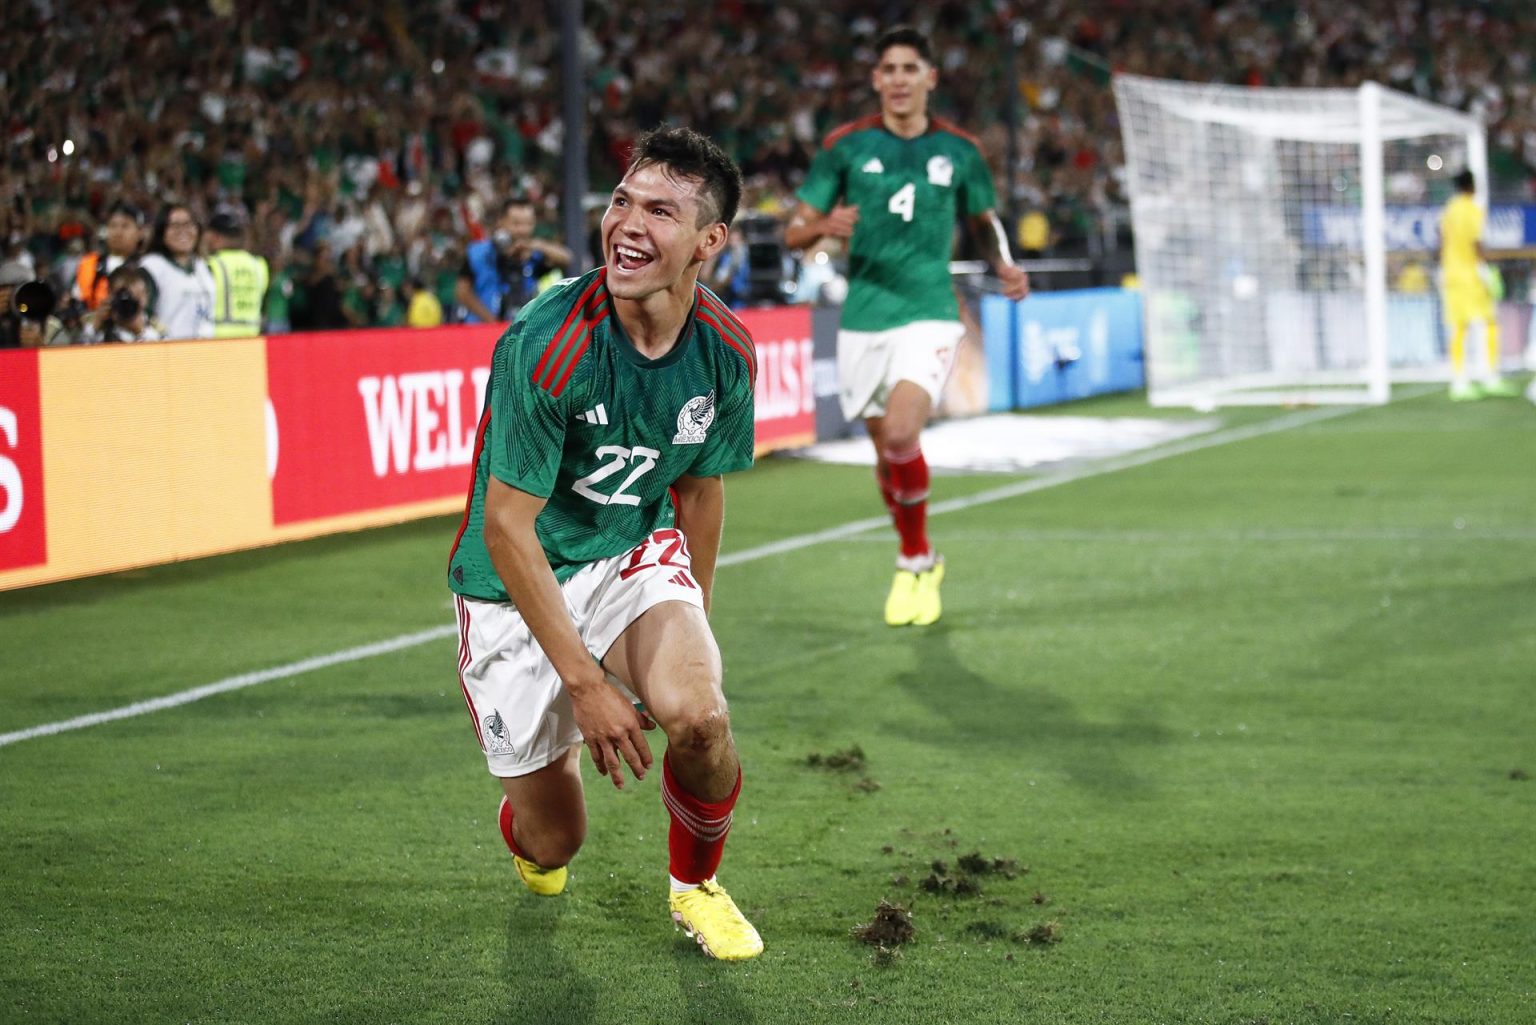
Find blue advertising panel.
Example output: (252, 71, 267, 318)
(981, 289, 1145, 411)
(1302, 203, 1534, 251)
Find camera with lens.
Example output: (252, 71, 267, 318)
(110, 286, 142, 321)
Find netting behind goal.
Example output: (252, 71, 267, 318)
(1114, 75, 1486, 407)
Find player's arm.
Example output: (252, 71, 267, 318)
(671, 473, 725, 615)
(970, 210, 1030, 301)
(483, 477, 652, 788)
(530, 236, 574, 269)
(783, 200, 859, 251)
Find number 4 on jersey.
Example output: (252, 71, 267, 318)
(888, 182, 916, 223)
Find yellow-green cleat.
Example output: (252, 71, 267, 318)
(911, 557, 945, 626)
(513, 854, 568, 896)
(669, 879, 764, 960)
(884, 570, 920, 625)
(1479, 377, 1521, 398)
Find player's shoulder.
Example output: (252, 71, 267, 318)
(929, 116, 984, 152)
(821, 114, 885, 151)
(515, 268, 613, 397)
(694, 284, 757, 385)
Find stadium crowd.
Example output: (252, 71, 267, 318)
(3, 0, 1534, 342)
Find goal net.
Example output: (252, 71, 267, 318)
(1114, 75, 1486, 407)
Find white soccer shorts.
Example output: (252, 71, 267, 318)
(837, 320, 965, 420)
(453, 528, 706, 777)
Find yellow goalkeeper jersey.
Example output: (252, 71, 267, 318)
(1439, 193, 1483, 282)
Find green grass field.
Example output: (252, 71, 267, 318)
(3, 389, 1534, 1025)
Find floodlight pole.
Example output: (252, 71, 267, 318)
(560, 0, 588, 273)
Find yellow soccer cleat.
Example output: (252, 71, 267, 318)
(1479, 377, 1521, 398)
(669, 879, 764, 960)
(884, 570, 920, 626)
(910, 556, 945, 626)
(513, 853, 568, 896)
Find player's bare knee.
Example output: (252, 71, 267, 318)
(664, 704, 732, 757)
(520, 822, 585, 868)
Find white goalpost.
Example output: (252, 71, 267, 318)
(1114, 75, 1487, 407)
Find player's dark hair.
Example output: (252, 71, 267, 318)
(876, 25, 933, 65)
(628, 126, 743, 228)
(1453, 169, 1475, 193)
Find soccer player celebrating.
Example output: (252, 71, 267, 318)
(448, 127, 763, 960)
(1440, 169, 1518, 400)
(785, 25, 1030, 627)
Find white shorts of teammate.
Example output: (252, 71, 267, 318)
(453, 528, 705, 777)
(837, 320, 965, 420)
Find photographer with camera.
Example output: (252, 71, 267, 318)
(1, 273, 74, 348)
(73, 200, 146, 312)
(79, 265, 165, 344)
(454, 197, 571, 324)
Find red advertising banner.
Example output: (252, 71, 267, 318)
(0, 350, 47, 571)
(267, 326, 496, 525)
(739, 305, 815, 451)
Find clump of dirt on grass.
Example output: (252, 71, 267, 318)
(1024, 920, 1063, 945)
(920, 852, 1027, 897)
(806, 745, 867, 771)
(1510, 767, 1530, 781)
(852, 900, 915, 948)
(956, 851, 1024, 879)
(963, 918, 1066, 947)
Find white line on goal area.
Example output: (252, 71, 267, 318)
(0, 402, 1363, 750)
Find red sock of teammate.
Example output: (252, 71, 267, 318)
(883, 445, 931, 560)
(662, 753, 741, 885)
(498, 796, 530, 860)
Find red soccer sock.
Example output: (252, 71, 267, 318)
(883, 444, 931, 560)
(876, 464, 899, 517)
(498, 796, 529, 860)
(662, 754, 741, 885)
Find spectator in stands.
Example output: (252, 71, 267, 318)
(80, 265, 164, 344)
(403, 275, 445, 328)
(139, 204, 216, 341)
(205, 210, 271, 338)
(291, 242, 349, 332)
(704, 221, 752, 308)
(455, 197, 573, 324)
(73, 201, 145, 312)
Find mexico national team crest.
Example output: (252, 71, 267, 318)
(674, 390, 716, 445)
(483, 710, 514, 755)
(927, 155, 954, 187)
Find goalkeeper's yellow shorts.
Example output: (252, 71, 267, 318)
(1442, 279, 1493, 325)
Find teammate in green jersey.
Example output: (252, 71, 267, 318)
(786, 25, 1030, 627)
(448, 127, 763, 960)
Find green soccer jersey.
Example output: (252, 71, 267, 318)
(448, 268, 758, 601)
(796, 115, 998, 332)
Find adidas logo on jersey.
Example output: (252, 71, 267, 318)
(861, 158, 884, 174)
(576, 404, 608, 425)
(668, 571, 697, 589)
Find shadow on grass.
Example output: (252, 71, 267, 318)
(671, 941, 756, 1025)
(887, 625, 1171, 796)
(495, 897, 598, 1025)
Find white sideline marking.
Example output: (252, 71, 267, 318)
(0, 627, 455, 748)
(0, 403, 1364, 750)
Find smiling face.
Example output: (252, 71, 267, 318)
(872, 44, 936, 122)
(601, 161, 726, 302)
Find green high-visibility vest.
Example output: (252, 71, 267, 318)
(209, 249, 271, 338)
